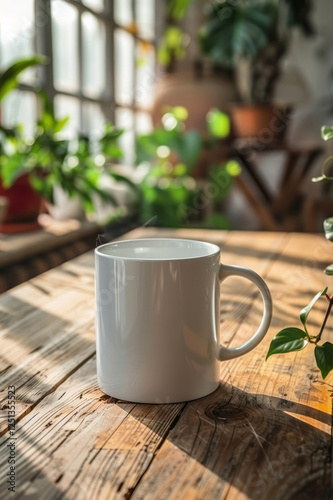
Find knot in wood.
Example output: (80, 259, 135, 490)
(205, 403, 258, 427)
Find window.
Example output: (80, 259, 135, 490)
(0, 0, 156, 165)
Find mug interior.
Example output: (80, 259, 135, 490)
(96, 238, 220, 260)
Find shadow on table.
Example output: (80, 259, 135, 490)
(113, 380, 333, 500)
(0, 294, 94, 409)
(224, 242, 332, 272)
(1, 358, 331, 500)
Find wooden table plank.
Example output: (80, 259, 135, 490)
(0, 229, 287, 499)
(1, 229, 332, 500)
(0, 228, 231, 436)
(130, 233, 333, 500)
(0, 356, 185, 499)
(0, 252, 97, 436)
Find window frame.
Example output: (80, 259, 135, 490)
(1, 0, 157, 136)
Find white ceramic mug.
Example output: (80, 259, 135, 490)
(95, 238, 272, 403)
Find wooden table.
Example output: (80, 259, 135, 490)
(0, 228, 332, 499)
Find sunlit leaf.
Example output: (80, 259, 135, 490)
(225, 160, 241, 177)
(315, 342, 333, 379)
(324, 218, 333, 241)
(266, 328, 308, 360)
(171, 106, 188, 121)
(168, 0, 193, 20)
(0, 55, 48, 101)
(300, 288, 328, 328)
(324, 264, 333, 276)
(321, 125, 333, 141)
(207, 109, 230, 138)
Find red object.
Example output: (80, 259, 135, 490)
(0, 173, 42, 232)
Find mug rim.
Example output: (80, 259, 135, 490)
(95, 238, 221, 262)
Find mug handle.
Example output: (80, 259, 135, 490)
(218, 264, 272, 361)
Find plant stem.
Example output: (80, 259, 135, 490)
(315, 298, 333, 344)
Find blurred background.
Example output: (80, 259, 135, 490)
(1, 0, 333, 290)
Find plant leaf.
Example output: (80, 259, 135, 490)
(324, 264, 333, 276)
(315, 342, 333, 379)
(0, 55, 48, 101)
(171, 130, 202, 168)
(167, 0, 193, 20)
(207, 109, 230, 138)
(300, 288, 328, 329)
(266, 327, 308, 360)
(321, 125, 333, 141)
(324, 218, 333, 241)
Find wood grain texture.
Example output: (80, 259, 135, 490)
(0, 252, 96, 435)
(131, 232, 333, 500)
(0, 356, 184, 499)
(0, 229, 332, 500)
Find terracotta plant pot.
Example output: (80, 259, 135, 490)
(0, 173, 42, 232)
(229, 104, 290, 140)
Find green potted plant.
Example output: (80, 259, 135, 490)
(199, 0, 314, 138)
(0, 92, 128, 229)
(154, 0, 238, 159)
(0, 55, 48, 231)
(136, 106, 240, 228)
(266, 125, 333, 379)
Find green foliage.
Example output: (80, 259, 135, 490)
(157, 0, 194, 67)
(300, 287, 328, 334)
(139, 166, 199, 228)
(315, 342, 333, 379)
(324, 264, 333, 276)
(312, 127, 333, 182)
(157, 26, 186, 67)
(167, 0, 193, 20)
(207, 109, 230, 138)
(321, 125, 333, 141)
(200, 1, 277, 69)
(0, 93, 125, 213)
(136, 109, 203, 170)
(324, 218, 333, 242)
(266, 328, 308, 359)
(99, 123, 124, 159)
(136, 107, 237, 228)
(266, 287, 333, 379)
(199, 0, 313, 103)
(0, 55, 47, 102)
(272, 125, 333, 380)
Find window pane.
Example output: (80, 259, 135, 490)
(0, 0, 36, 84)
(114, 0, 133, 27)
(52, 0, 79, 92)
(115, 29, 134, 106)
(82, 0, 105, 13)
(135, 0, 155, 40)
(54, 95, 81, 138)
(136, 112, 153, 134)
(116, 108, 134, 166)
(82, 13, 106, 97)
(135, 42, 155, 108)
(82, 102, 106, 140)
(1, 90, 37, 137)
